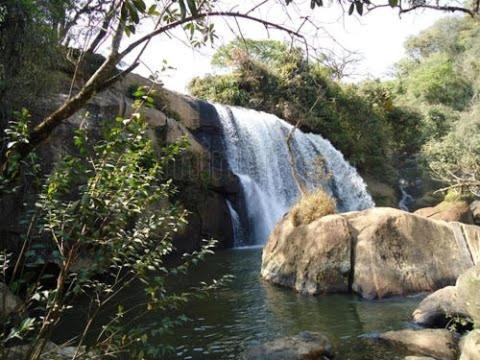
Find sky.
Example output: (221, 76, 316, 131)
(127, 1, 448, 94)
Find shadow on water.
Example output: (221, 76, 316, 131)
(164, 247, 423, 359)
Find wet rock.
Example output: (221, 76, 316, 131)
(243, 331, 334, 360)
(378, 329, 458, 360)
(412, 286, 471, 328)
(459, 329, 480, 360)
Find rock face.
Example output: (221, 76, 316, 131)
(378, 329, 458, 360)
(456, 265, 480, 325)
(262, 207, 480, 299)
(0, 71, 240, 253)
(243, 331, 334, 360)
(471, 200, 480, 225)
(459, 330, 480, 360)
(412, 286, 471, 328)
(414, 201, 475, 225)
(0, 283, 22, 317)
(261, 214, 352, 295)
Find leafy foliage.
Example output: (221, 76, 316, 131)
(0, 92, 228, 359)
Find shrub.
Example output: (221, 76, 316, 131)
(290, 189, 336, 227)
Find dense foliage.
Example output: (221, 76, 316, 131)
(394, 17, 480, 196)
(0, 92, 227, 359)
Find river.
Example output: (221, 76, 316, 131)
(165, 247, 422, 359)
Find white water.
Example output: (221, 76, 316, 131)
(215, 105, 374, 245)
(398, 178, 414, 211)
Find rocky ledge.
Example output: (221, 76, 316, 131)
(261, 207, 480, 299)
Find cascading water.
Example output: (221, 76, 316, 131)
(215, 104, 374, 246)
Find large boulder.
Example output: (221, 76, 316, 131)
(261, 207, 480, 299)
(261, 214, 352, 295)
(456, 265, 480, 325)
(378, 329, 458, 360)
(414, 201, 474, 225)
(412, 286, 471, 328)
(459, 330, 480, 360)
(243, 331, 334, 360)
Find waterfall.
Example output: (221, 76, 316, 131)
(398, 178, 414, 211)
(215, 104, 374, 246)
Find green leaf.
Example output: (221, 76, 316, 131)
(178, 0, 187, 19)
(348, 2, 355, 15)
(355, 1, 364, 15)
(388, 0, 398, 7)
(133, 0, 147, 13)
(187, 0, 198, 16)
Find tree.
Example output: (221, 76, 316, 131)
(0, 91, 228, 359)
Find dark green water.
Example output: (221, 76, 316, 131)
(166, 247, 423, 359)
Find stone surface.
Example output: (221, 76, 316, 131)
(378, 329, 458, 360)
(243, 331, 334, 360)
(6, 341, 92, 360)
(456, 265, 480, 325)
(459, 330, 480, 360)
(262, 207, 480, 299)
(0, 282, 22, 317)
(362, 174, 397, 207)
(261, 214, 352, 295)
(404, 357, 436, 360)
(0, 71, 241, 253)
(412, 286, 471, 327)
(471, 200, 480, 225)
(414, 201, 474, 225)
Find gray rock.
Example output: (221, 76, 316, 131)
(404, 357, 436, 360)
(456, 265, 480, 325)
(470, 200, 480, 225)
(243, 331, 334, 360)
(459, 329, 480, 360)
(378, 329, 458, 360)
(412, 286, 471, 327)
(5, 341, 92, 360)
(0, 282, 22, 317)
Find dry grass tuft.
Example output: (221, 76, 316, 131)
(290, 189, 336, 227)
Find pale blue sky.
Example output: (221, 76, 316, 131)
(129, 1, 448, 94)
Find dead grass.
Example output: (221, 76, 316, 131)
(290, 189, 336, 227)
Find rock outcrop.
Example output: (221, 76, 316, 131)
(414, 200, 475, 225)
(378, 329, 458, 360)
(0, 71, 241, 254)
(262, 207, 480, 299)
(0, 283, 22, 317)
(412, 286, 471, 328)
(459, 330, 480, 360)
(243, 331, 334, 360)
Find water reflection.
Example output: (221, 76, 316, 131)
(166, 248, 421, 359)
